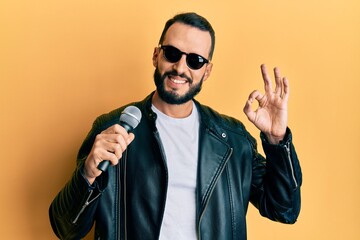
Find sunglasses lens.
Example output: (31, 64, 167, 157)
(163, 46, 182, 63)
(187, 54, 206, 70)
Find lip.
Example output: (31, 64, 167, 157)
(168, 76, 188, 85)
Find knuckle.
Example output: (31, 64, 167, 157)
(113, 124, 122, 132)
(111, 155, 120, 165)
(92, 148, 101, 156)
(113, 143, 122, 154)
(94, 134, 102, 141)
(115, 135, 123, 143)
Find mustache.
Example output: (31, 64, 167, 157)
(164, 70, 193, 84)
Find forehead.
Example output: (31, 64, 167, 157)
(163, 22, 211, 58)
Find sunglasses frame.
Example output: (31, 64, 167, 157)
(159, 45, 210, 70)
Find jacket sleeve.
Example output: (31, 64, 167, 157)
(250, 127, 302, 224)
(49, 167, 105, 239)
(49, 118, 110, 239)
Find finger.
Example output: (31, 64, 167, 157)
(261, 64, 273, 93)
(243, 90, 263, 120)
(96, 135, 126, 160)
(127, 133, 135, 145)
(101, 124, 118, 134)
(243, 99, 256, 121)
(282, 76, 290, 100)
(101, 124, 128, 135)
(112, 135, 129, 159)
(247, 89, 264, 104)
(96, 132, 126, 144)
(112, 124, 129, 135)
(114, 132, 135, 157)
(108, 142, 124, 160)
(92, 147, 120, 167)
(274, 67, 282, 95)
(100, 126, 130, 142)
(104, 132, 135, 157)
(111, 125, 134, 147)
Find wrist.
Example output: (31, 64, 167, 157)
(265, 135, 284, 144)
(262, 127, 291, 145)
(81, 166, 96, 185)
(264, 130, 286, 144)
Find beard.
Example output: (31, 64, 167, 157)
(153, 67, 204, 105)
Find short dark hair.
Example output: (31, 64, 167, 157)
(158, 12, 215, 60)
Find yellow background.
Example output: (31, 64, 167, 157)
(1, 0, 359, 239)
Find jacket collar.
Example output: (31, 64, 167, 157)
(139, 92, 233, 215)
(140, 91, 230, 139)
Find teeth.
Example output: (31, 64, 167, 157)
(170, 77, 186, 84)
(173, 79, 186, 84)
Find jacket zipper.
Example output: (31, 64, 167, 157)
(122, 150, 129, 240)
(72, 189, 101, 224)
(284, 142, 298, 188)
(117, 150, 128, 240)
(117, 161, 121, 240)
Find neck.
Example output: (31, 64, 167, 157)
(152, 91, 194, 118)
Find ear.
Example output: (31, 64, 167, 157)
(152, 47, 160, 67)
(203, 62, 213, 81)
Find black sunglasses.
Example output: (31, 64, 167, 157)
(160, 45, 210, 70)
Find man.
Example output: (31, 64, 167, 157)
(49, 12, 302, 240)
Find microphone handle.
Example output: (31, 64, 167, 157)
(97, 160, 110, 172)
(97, 122, 132, 172)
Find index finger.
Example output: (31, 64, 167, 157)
(274, 67, 282, 95)
(261, 64, 273, 93)
(102, 124, 128, 135)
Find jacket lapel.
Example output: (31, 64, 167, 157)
(197, 126, 233, 217)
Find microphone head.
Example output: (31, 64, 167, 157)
(119, 106, 142, 130)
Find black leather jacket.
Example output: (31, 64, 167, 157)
(50, 93, 302, 240)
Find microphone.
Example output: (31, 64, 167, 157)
(97, 105, 142, 172)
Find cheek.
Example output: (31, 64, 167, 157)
(155, 58, 169, 70)
(156, 61, 179, 76)
(192, 70, 206, 83)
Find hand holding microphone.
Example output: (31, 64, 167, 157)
(83, 106, 142, 183)
(97, 106, 142, 171)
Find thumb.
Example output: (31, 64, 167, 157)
(243, 103, 256, 122)
(126, 133, 135, 145)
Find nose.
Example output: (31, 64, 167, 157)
(172, 54, 188, 74)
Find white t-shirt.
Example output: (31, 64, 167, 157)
(152, 102, 199, 240)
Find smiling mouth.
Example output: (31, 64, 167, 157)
(169, 76, 187, 84)
(168, 73, 193, 85)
